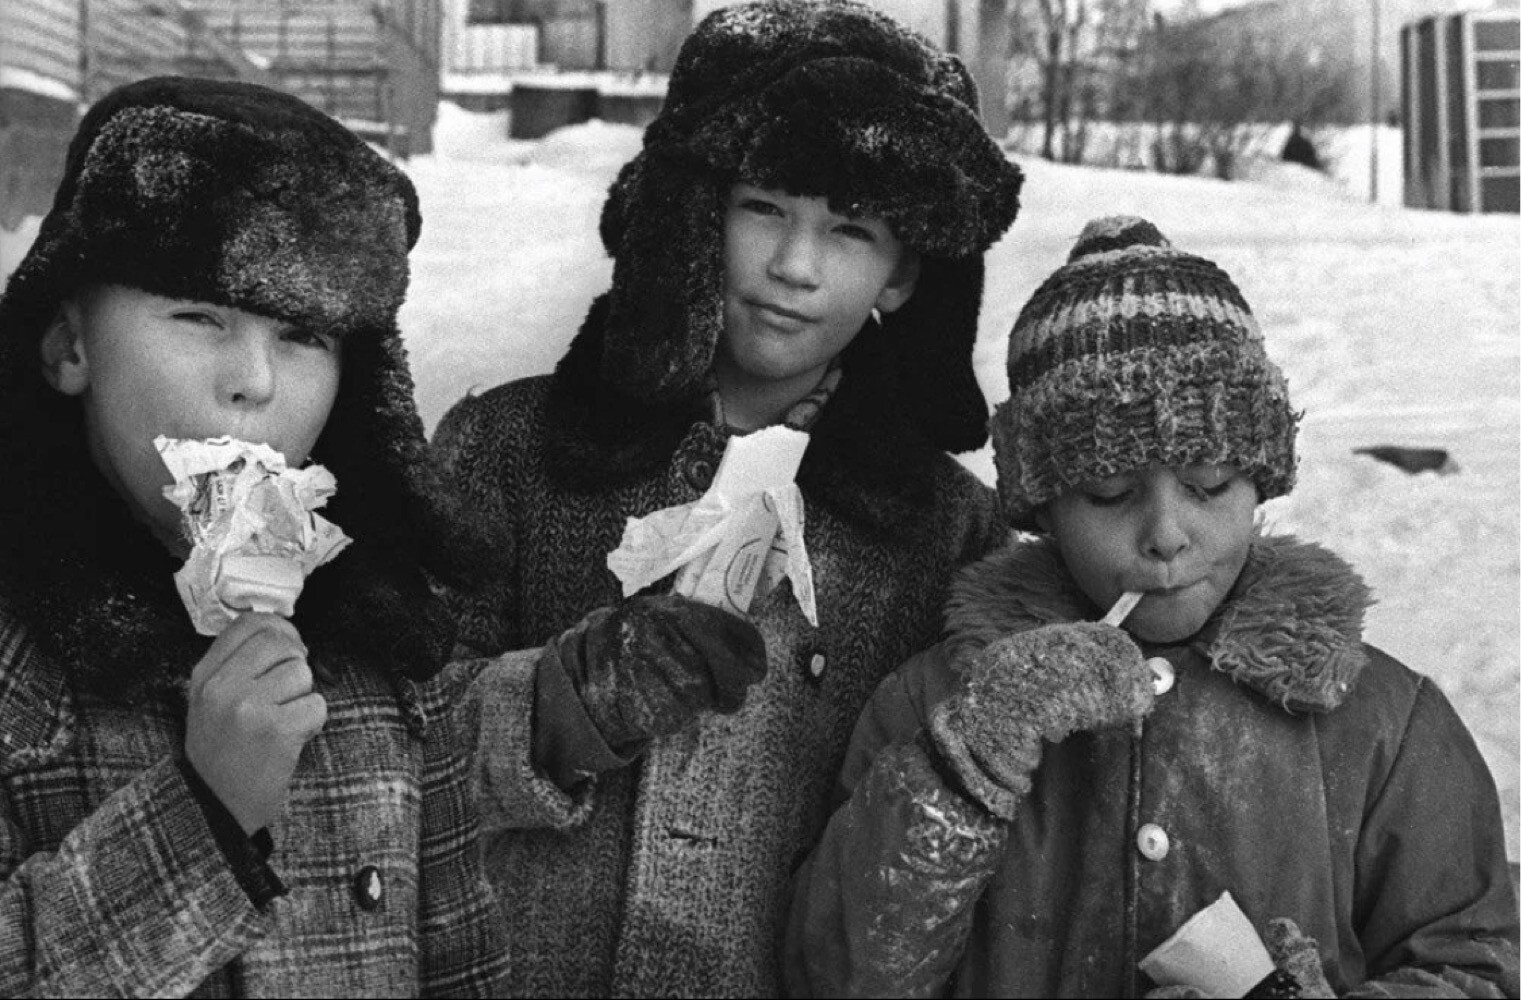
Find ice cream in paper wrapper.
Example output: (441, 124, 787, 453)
(607, 426, 817, 626)
(157, 436, 351, 636)
(1140, 891, 1277, 997)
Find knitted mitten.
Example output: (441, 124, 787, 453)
(1259, 918, 1335, 998)
(929, 622, 1154, 819)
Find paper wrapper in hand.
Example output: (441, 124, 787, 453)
(606, 426, 816, 626)
(1140, 891, 1276, 997)
(157, 436, 352, 636)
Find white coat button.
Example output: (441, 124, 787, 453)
(1136, 823, 1170, 861)
(809, 652, 826, 678)
(1146, 656, 1175, 695)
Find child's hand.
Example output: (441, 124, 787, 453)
(184, 612, 327, 835)
(545, 594, 767, 755)
(930, 623, 1154, 820)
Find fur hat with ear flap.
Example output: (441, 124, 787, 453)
(558, 0, 1023, 480)
(0, 75, 491, 699)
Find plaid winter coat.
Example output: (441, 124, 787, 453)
(431, 313, 1003, 997)
(0, 599, 510, 998)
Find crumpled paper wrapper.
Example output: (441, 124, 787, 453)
(606, 426, 817, 626)
(1140, 891, 1276, 997)
(157, 436, 351, 636)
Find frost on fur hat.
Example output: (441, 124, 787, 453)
(596, 0, 1024, 452)
(3, 74, 418, 337)
(991, 216, 1299, 529)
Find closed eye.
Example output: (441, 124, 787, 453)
(1185, 480, 1236, 501)
(171, 309, 224, 328)
(1083, 489, 1132, 507)
(737, 196, 783, 217)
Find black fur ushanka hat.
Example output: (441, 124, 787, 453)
(0, 76, 486, 697)
(592, 0, 1025, 455)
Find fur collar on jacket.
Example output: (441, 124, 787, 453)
(542, 293, 957, 539)
(944, 533, 1374, 713)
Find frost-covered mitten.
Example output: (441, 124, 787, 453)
(929, 623, 1154, 820)
(1256, 918, 1335, 998)
(542, 593, 767, 758)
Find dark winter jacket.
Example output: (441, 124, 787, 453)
(784, 534, 1519, 998)
(431, 310, 1002, 997)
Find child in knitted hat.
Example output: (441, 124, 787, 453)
(785, 216, 1519, 997)
(0, 75, 526, 995)
(431, 1, 1023, 994)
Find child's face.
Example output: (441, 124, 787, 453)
(1037, 463, 1258, 644)
(718, 183, 918, 391)
(42, 285, 341, 549)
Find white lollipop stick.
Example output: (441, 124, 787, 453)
(1101, 591, 1144, 627)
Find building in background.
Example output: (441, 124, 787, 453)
(1, 2, 245, 231)
(1402, 7, 1520, 212)
(455, 1, 1011, 138)
(187, 0, 441, 158)
(1176, 0, 1508, 124)
(1, 0, 439, 236)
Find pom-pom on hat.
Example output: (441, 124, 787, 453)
(595, 0, 1025, 453)
(991, 215, 1299, 530)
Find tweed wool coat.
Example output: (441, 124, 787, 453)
(432, 313, 1002, 997)
(0, 586, 511, 998)
(784, 534, 1520, 998)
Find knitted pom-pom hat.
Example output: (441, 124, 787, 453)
(991, 216, 1299, 530)
(593, 0, 1024, 453)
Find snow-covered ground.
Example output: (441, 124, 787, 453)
(0, 102, 1514, 857)
(400, 103, 1520, 857)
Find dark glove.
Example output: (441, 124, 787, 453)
(929, 622, 1154, 820)
(541, 594, 767, 761)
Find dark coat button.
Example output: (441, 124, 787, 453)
(683, 456, 715, 492)
(353, 865, 384, 911)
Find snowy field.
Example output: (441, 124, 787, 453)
(400, 104, 1521, 858)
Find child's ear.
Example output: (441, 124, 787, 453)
(39, 302, 90, 396)
(875, 248, 921, 315)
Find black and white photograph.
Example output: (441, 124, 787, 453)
(0, 0, 1516, 996)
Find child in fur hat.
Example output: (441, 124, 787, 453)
(430, 1, 1024, 994)
(0, 75, 524, 995)
(785, 217, 1519, 998)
